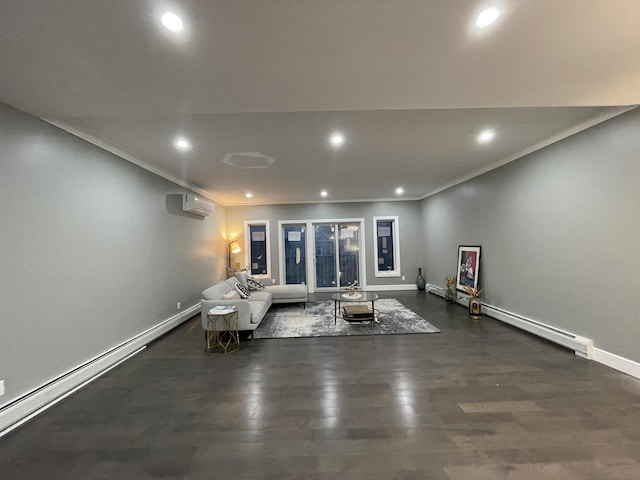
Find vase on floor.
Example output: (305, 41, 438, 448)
(445, 286, 455, 303)
(444, 275, 456, 304)
(416, 268, 426, 291)
(462, 286, 483, 320)
(468, 297, 482, 319)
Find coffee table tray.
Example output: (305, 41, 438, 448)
(343, 305, 373, 321)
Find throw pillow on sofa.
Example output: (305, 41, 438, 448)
(247, 277, 265, 291)
(234, 283, 251, 299)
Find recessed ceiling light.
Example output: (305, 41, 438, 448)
(245, 193, 253, 199)
(476, 7, 500, 27)
(161, 12, 184, 32)
(329, 133, 345, 148)
(395, 187, 404, 195)
(320, 190, 328, 197)
(477, 129, 496, 144)
(173, 137, 191, 151)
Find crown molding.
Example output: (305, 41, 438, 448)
(224, 196, 422, 207)
(43, 105, 638, 209)
(419, 105, 639, 200)
(41, 118, 227, 206)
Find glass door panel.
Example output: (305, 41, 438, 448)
(315, 225, 336, 287)
(338, 224, 360, 287)
(313, 222, 360, 289)
(283, 225, 306, 284)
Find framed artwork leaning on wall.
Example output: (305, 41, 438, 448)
(456, 245, 481, 292)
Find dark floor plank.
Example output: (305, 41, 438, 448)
(1, 291, 639, 479)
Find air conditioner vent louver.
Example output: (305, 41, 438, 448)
(182, 194, 215, 217)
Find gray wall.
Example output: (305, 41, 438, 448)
(0, 103, 227, 407)
(421, 108, 640, 363)
(227, 201, 425, 287)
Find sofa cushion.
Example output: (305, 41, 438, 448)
(223, 291, 240, 300)
(266, 284, 308, 300)
(249, 300, 270, 324)
(247, 291, 273, 303)
(235, 283, 251, 298)
(234, 271, 248, 287)
(202, 282, 232, 300)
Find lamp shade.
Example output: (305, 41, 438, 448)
(229, 240, 241, 254)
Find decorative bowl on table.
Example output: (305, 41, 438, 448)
(343, 281, 362, 299)
(343, 291, 362, 299)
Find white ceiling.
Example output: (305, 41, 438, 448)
(1, 1, 639, 205)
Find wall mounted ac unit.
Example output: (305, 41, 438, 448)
(182, 194, 215, 217)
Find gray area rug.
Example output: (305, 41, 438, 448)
(253, 298, 440, 339)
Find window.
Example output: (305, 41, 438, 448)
(373, 216, 400, 277)
(245, 220, 270, 277)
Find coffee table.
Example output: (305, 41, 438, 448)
(331, 291, 380, 324)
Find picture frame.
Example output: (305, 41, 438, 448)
(456, 245, 481, 292)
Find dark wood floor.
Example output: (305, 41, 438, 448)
(2, 291, 639, 479)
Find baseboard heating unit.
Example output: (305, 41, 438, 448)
(0, 304, 200, 437)
(426, 284, 593, 359)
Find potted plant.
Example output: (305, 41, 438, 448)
(444, 275, 456, 303)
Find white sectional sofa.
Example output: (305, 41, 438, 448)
(235, 271, 308, 304)
(200, 274, 307, 336)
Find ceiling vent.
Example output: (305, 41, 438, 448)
(222, 152, 275, 169)
(182, 194, 215, 217)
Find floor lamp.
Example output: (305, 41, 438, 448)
(228, 240, 241, 277)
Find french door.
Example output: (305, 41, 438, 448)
(314, 223, 360, 289)
(279, 219, 364, 291)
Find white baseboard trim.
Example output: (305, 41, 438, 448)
(0, 346, 146, 438)
(426, 284, 448, 296)
(366, 284, 418, 291)
(0, 303, 200, 437)
(429, 284, 640, 379)
(426, 284, 593, 359)
(427, 284, 640, 379)
(592, 348, 640, 380)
